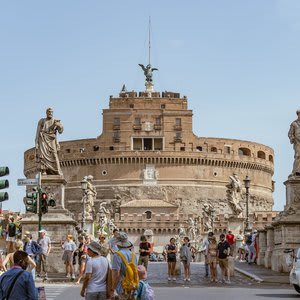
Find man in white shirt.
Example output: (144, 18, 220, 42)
(80, 241, 112, 300)
(37, 229, 51, 280)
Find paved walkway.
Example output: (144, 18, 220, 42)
(234, 260, 290, 284)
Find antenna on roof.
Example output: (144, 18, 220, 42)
(148, 16, 151, 65)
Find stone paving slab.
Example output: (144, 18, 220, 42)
(234, 261, 290, 284)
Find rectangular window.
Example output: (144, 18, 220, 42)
(225, 146, 231, 154)
(154, 138, 163, 150)
(176, 132, 182, 139)
(134, 117, 141, 125)
(155, 117, 161, 125)
(133, 138, 142, 150)
(175, 118, 181, 126)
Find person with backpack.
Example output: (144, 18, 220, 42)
(112, 232, 138, 300)
(0, 250, 38, 299)
(6, 217, 16, 253)
(23, 231, 42, 279)
(136, 265, 155, 300)
(138, 235, 151, 270)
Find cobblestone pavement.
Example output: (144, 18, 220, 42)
(147, 262, 254, 287)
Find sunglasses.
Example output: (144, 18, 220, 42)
(100, 236, 106, 239)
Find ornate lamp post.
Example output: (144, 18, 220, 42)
(243, 176, 251, 233)
(81, 177, 88, 230)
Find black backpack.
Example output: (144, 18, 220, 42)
(246, 235, 252, 245)
(8, 223, 16, 237)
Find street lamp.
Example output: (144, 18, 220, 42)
(243, 176, 251, 233)
(210, 207, 216, 232)
(81, 177, 88, 229)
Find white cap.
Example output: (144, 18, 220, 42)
(39, 229, 47, 234)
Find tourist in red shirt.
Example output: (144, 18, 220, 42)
(226, 230, 235, 256)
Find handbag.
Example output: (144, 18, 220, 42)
(106, 258, 113, 299)
(2, 270, 24, 300)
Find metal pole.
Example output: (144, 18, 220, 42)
(82, 191, 86, 230)
(245, 186, 249, 232)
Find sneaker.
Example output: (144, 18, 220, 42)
(168, 277, 171, 281)
(66, 274, 70, 278)
(226, 280, 231, 284)
(71, 274, 75, 279)
(183, 278, 187, 281)
(173, 277, 176, 281)
(187, 278, 191, 282)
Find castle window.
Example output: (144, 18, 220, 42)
(155, 117, 161, 125)
(161, 104, 165, 109)
(224, 146, 231, 154)
(129, 104, 134, 108)
(211, 147, 217, 153)
(113, 131, 120, 143)
(196, 146, 203, 152)
(109, 146, 114, 150)
(145, 211, 152, 220)
(174, 132, 182, 142)
(257, 151, 266, 159)
(114, 117, 120, 125)
(238, 147, 251, 157)
(180, 147, 185, 151)
(269, 155, 274, 163)
(66, 149, 71, 153)
(154, 138, 163, 150)
(133, 138, 142, 150)
(134, 117, 141, 125)
(175, 118, 181, 126)
(144, 138, 153, 150)
(93, 146, 99, 151)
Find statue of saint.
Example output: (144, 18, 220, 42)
(202, 203, 213, 232)
(188, 217, 197, 241)
(98, 202, 109, 232)
(35, 107, 64, 175)
(226, 174, 243, 216)
(138, 64, 158, 83)
(288, 109, 300, 177)
(83, 175, 97, 217)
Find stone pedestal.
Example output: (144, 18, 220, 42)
(21, 208, 77, 273)
(21, 175, 77, 273)
(40, 175, 67, 208)
(264, 225, 274, 268)
(257, 229, 267, 266)
(270, 177, 300, 272)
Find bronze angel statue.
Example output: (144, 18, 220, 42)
(138, 63, 158, 83)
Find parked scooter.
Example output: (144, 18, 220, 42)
(287, 248, 300, 293)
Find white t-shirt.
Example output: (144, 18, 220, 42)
(85, 256, 109, 293)
(38, 236, 51, 254)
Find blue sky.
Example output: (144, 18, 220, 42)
(0, 0, 299, 212)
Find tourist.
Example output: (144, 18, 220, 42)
(0, 250, 38, 299)
(61, 234, 77, 280)
(207, 235, 218, 283)
(23, 231, 41, 279)
(235, 229, 245, 261)
(226, 230, 235, 256)
(108, 228, 120, 257)
(248, 229, 258, 264)
(80, 241, 112, 300)
(98, 232, 109, 257)
(202, 231, 214, 277)
(6, 217, 16, 254)
(217, 233, 231, 283)
(36, 229, 51, 280)
(180, 236, 192, 282)
(137, 265, 155, 300)
(2, 240, 36, 272)
(166, 237, 177, 281)
(138, 235, 151, 270)
(112, 232, 138, 299)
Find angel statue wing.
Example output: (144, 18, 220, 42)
(138, 64, 146, 71)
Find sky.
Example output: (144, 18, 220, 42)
(0, 0, 299, 212)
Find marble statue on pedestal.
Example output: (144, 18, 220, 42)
(83, 175, 97, 218)
(288, 109, 300, 177)
(35, 107, 64, 175)
(226, 173, 243, 216)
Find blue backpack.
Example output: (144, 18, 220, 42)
(138, 280, 155, 300)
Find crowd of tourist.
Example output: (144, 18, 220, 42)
(0, 217, 259, 299)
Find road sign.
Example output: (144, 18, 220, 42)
(17, 178, 39, 186)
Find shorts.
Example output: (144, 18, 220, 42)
(62, 250, 73, 263)
(167, 257, 176, 263)
(218, 258, 228, 269)
(6, 236, 15, 242)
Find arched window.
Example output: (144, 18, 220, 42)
(211, 147, 217, 153)
(238, 147, 251, 157)
(145, 211, 152, 220)
(269, 155, 274, 163)
(257, 151, 266, 159)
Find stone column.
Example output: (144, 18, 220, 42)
(264, 225, 274, 268)
(257, 229, 267, 266)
